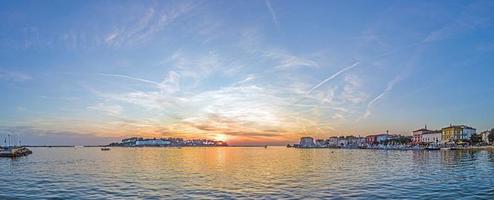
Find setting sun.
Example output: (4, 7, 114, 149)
(214, 134, 229, 142)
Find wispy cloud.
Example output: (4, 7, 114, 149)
(238, 29, 320, 70)
(104, 2, 197, 47)
(264, 49, 320, 69)
(423, 1, 494, 43)
(87, 103, 123, 116)
(0, 69, 32, 82)
(265, 0, 280, 30)
(361, 75, 402, 120)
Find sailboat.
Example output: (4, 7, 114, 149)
(0, 135, 32, 157)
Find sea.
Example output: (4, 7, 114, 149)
(1, 147, 493, 199)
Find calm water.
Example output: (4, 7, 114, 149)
(1, 147, 494, 199)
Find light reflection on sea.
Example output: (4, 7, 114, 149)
(1, 147, 493, 199)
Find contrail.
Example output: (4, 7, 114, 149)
(98, 73, 160, 86)
(265, 0, 280, 30)
(98, 72, 181, 96)
(360, 75, 402, 120)
(307, 61, 360, 94)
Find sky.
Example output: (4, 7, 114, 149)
(0, 0, 494, 146)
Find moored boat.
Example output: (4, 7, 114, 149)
(426, 147, 441, 150)
(426, 144, 441, 150)
(101, 147, 111, 151)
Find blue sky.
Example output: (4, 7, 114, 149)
(0, 0, 493, 145)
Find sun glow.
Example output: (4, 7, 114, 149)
(214, 134, 228, 142)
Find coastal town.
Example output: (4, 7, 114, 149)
(289, 124, 494, 150)
(108, 137, 228, 147)
(2, 124, 493, 156)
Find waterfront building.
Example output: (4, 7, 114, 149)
(299, 137, 315, 147)
(122, 137, 142, 145)
(135, 139, 172, 146)
(412, 126, 430, 144)
(376, 134, 389, 143)
(344, 136, 365, 147)
(328, 136, 339, 146)
(337, 138, 348, 147)
(365, 131, 397, 145)
(357, 137, 367, 146)
(441, 125, 476, 143)
(481, 131, 491, 144)
(315, 139, 327, 147)
(114, 137, 227, 147)
(366, 135, 377, 144)
(421, 130, 441, 144)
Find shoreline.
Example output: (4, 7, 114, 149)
(291, 145, 494, 151)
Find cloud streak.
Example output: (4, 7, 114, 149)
(87, 103, 123, 116)
(98, 71, 181, 95)
(0, 69, 32, 82)
(265, 0, 280, 30)
(361, 75, 402, 120)
(307, 61, 360, 94)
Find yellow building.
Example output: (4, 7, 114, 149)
(441, 125, 476, 143)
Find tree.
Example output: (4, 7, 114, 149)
(470, 133, 483, 144)
(489, 129, 494, 143)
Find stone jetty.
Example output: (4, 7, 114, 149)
(0, 147, 33, 158)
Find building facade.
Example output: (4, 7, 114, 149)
(315, 139, 327, 147)
(135, 139, 171, 146)
(299, 137, 315, 147)
(366, 135, 377, 144)
(412, 126, 430, 144)
(376, 134, 389, 143)
(421, 130, 441, 144)
(327, 137, 339, 146)
(441, 125, 476, 143)
(481, 131, 491, 144)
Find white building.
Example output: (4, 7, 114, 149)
(412, 126, 430, 144)
(337, 138, 348, 147)
(135, 139, 171, 146)
(327, 137, 338, 146)
(376, 134, 389, 143)
(299, 137, 315, 147)
(481, 131, 491, 144)
(421, 130, 441, 144)
(315, 139, 327, 147)
(122, 137, 142, 145)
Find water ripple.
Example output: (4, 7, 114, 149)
(1, 147, 494, 199)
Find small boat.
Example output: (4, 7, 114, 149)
(264, 145, 268, 148)
(101, 147, 111, 151)
(426, 144, 440, 150)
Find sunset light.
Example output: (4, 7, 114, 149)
(1, 0, 494, 199)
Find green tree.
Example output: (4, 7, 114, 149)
(489, 128, 494, 143)
(470, 133, 483, 144)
